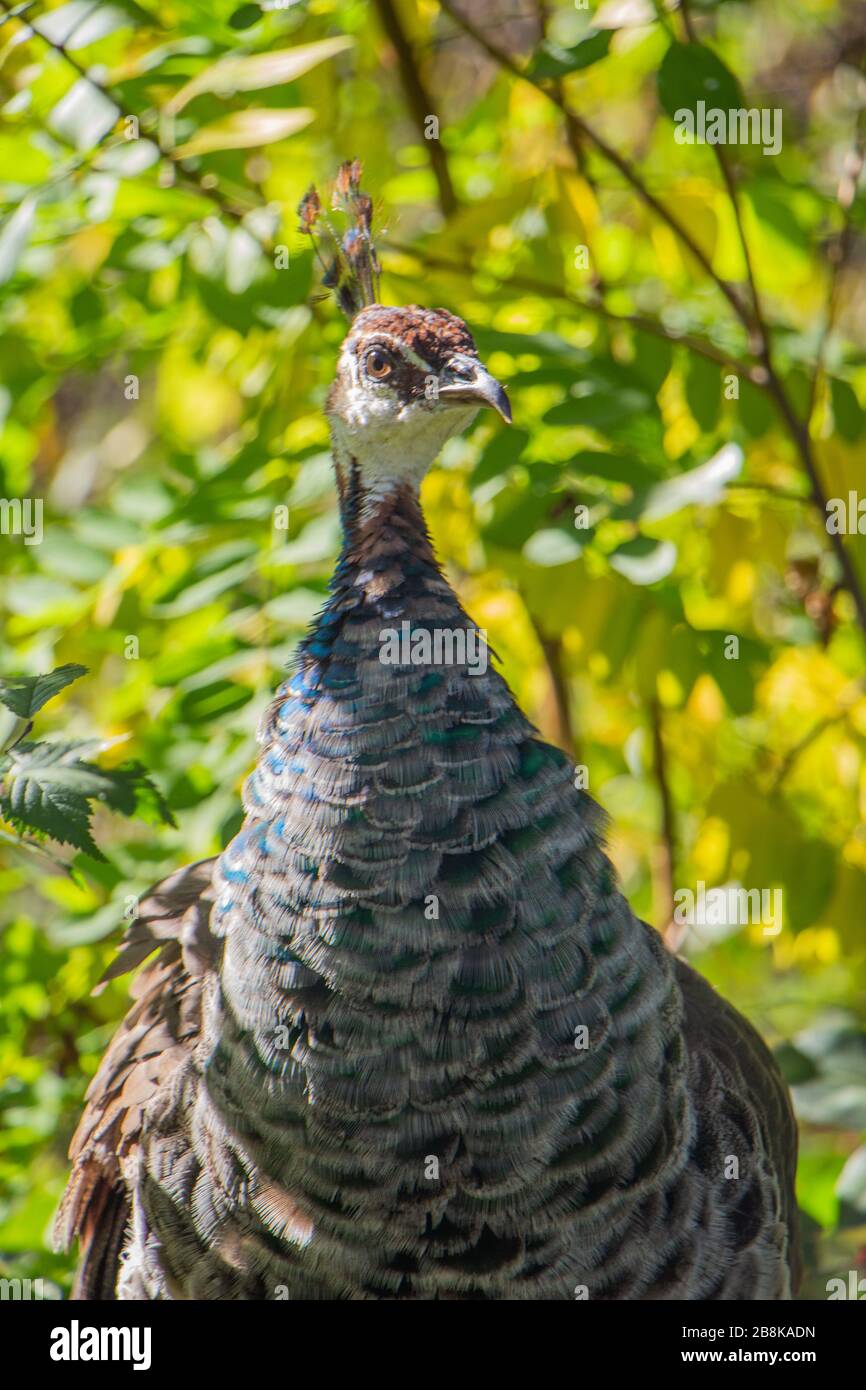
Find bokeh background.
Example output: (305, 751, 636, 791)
(1, 0, 865, 1298)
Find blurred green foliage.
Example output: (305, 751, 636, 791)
(0, 0, 865, 1298)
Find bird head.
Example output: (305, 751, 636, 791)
(325, 304, 511, 490)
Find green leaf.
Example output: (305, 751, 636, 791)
(0, 200, 37, 286)
(167, 35, 354, 113)
(33, 2, 132, 50)
(774, 1042, 819, 1086)
(175, 107, 314, 157)
(836, 1145, 866, 1227)
(528, 30, 612, 79)
(609, 536, 677, 585)
(229, 3, 263, 29)
(472, 427, 529, 486)
(616, 444, 742, 522)
(0, 741, 174, 858)
(657, 42, 742, 124)
(545, 382, 652, 430)
(0, 665, 88, 719)
(522, 528, 585, 566)
(1, 741, 110, 858)
(686, 354, 721, 432)
(739, 379, 774, 437)
(94, 761, 176, 828)
(830, 379, 864, 442)
(178, 680, 255, 723)
(48, 80, 120, 152)
(567, 450, 659, 488)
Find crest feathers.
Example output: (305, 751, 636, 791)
(298, 160, 381, 320)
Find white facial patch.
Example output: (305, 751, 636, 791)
(327, 334, 479, 509)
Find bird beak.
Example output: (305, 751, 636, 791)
(438, 359, 512, 424)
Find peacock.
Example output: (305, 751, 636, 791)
(57, 164, 798, 1301)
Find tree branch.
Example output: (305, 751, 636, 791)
(373, 0, 457, 218)
(0, 0, 269, 238)
(650, 700, 680, 951)
(437, 0, 751, 324)
(385, 240, 764, 382)
(808, 111, 866, 423)
(439, 0, 866, 642)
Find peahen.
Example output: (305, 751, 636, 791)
(57, 165, 798, 1301)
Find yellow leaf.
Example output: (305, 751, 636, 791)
(174, 107, 314, 157)
(166, 36, 353, 114)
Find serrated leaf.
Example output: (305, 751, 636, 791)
(1, 743, 107, 858)
(0, 664, 88, 718)
(0, 740, 173, 859)
(175, 107, 314, 157)
(96, 761, 176, 827)
(166, 35, 354, 114)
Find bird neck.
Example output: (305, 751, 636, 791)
(327, 406, 472, 524)
(332, 454, 443, 590)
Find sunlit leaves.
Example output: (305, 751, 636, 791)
(0, 740, 173, 860)
(174, 106, 315, 156)
(623, 444, 743, 522)
(32, 2, 133, 50)
(609, 536, 677, 585)
(48, 80, 120, 152)
(0, 200, 37, 286)
(166, 35, 354, 113)
(0, 664, 87, 719)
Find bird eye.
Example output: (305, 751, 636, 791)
(365, 348, 393, 379)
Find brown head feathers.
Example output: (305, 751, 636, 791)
(349, 305, 478, 371)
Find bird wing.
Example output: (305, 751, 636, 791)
(674, 955, 801, 1294)
(54, 857, 219, 1299)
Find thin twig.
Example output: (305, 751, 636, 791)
(770, 675, 866, 791)
(373, 0, 457, 218)
(650, 699, 679, 950)
(0, 0, 270, 240)
(808, 112, 866, 423)
(536, 0, 608, 299)
(533, 624, 579, 760)
(438, 0, 866, 640)
(385, 240, 764, 381)
(438, 0, 751, 325)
